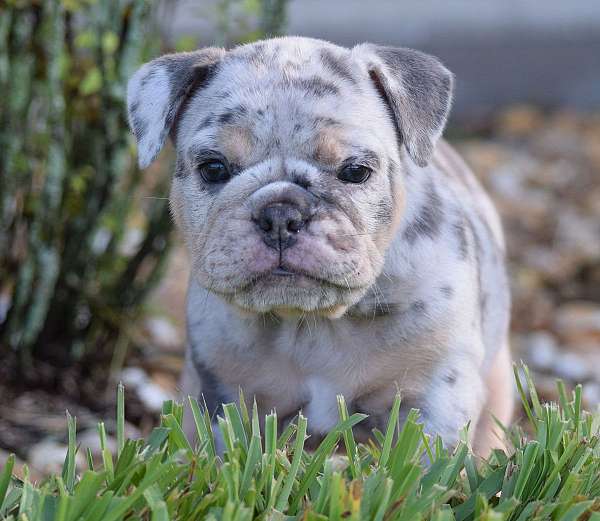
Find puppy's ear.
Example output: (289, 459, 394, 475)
(354, 44, 454, 167)
(127, 48, 226, 168)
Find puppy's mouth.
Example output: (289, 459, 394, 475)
(270, 265, 296, 277)
(229, 264, 355, 318)
(202, 254, 372, 317)
(249, 263, 357, 291)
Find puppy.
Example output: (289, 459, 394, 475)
(127, 36, 513, 455)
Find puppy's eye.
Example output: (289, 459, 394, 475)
(337, 164, 372, 184)
(198, 160, 231, 183)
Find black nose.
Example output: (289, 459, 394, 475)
(256, 203, 307, 250)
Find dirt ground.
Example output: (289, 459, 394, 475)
(2, 106, 599, 477)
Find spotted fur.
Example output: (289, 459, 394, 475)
(127, 37, 512, 456)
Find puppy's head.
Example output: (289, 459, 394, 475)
(127, 37, 453, 317)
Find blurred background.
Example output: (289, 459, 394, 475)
(1, 0, 599, 476)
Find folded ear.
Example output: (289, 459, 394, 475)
(354, 44, 454, 167)
(127, 48, 226, 168)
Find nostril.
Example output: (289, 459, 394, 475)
(258, 214, 273, 232)
(287, 217, 303, 233)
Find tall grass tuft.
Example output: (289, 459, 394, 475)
(1, 364, 599, 520)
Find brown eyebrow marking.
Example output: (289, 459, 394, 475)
(313, 127, 345, 166)
(218, 125, 255, 166)
(313, 124, 382, 171)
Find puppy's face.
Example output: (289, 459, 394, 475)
(128, 37, 453, 316)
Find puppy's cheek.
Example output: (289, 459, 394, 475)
(170, 180, 214, 246)
(284, 219, 373, 285)
(169, 183, 187, 231)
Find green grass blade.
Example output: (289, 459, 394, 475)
(337, 395, 360, 479)
(98, 421, 114, 481)
(162, 413, 193, 453)
(67, 470, 106, 521)
(380, 392, 401, 468)
(514, 363, 536, 428)
(0, 453, 14, 511)
(275, 413, 308, 512)
(117, 382, 125, 458)
(61, 411, 77, 493)
(223, 402, 249, 450)
(514, 441, 539, 499)
(291, 413, 367, 513)
(189, 396, 216, 459)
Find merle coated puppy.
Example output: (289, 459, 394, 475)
(127, 36, 513, 455)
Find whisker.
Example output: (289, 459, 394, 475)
(342, 275, 352, 292)
(380, 269, 394, 284)
(329, 232, 371, 238)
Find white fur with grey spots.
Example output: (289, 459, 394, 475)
(127, 37, 512, 455)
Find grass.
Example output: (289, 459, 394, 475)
(1, 364, 600, 520)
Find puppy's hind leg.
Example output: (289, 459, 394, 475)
(474, 342, 514, 457)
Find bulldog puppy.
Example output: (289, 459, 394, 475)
(127, 36, 513, 455)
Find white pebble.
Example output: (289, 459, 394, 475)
(145, 317, 181, 348)
(553, 352, 591, 382)
(120, 366, 174, 412)
(28, 440, 84, 475)
(583, 383, 600, 408)
(137, 381, 174, 412)
(525, 331, 558, 370)
(120, 367, 147, 389)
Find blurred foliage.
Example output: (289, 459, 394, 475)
(0, 0, 289, 388)
(0, 0, 170, 379)
(214, 0, 288, 46)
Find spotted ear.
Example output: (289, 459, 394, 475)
(127, 48, 226, 169)
(354, 44, 454, 167)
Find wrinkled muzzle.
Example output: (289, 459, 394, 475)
(190, 177, 383, 317)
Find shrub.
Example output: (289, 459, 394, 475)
(0, 0, 171, 372)
(1, 366, 599, 520)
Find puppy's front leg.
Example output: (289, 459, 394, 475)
(418, 346, 487, 451)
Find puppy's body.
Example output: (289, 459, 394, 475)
(184, 140, 510, 450)
(128, 37, 513, 453)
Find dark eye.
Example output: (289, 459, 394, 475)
(337, 164, 372, 184)
(198, 160, 231, 183)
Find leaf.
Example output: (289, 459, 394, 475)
(79, 67, 102, 95)
(102, 31, 119, 55)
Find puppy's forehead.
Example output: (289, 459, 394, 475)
(224, 37, 357, 85)
(208, 39, 361, 117)
(179, 38, 389, 167)
(186, 39, 361, 120)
